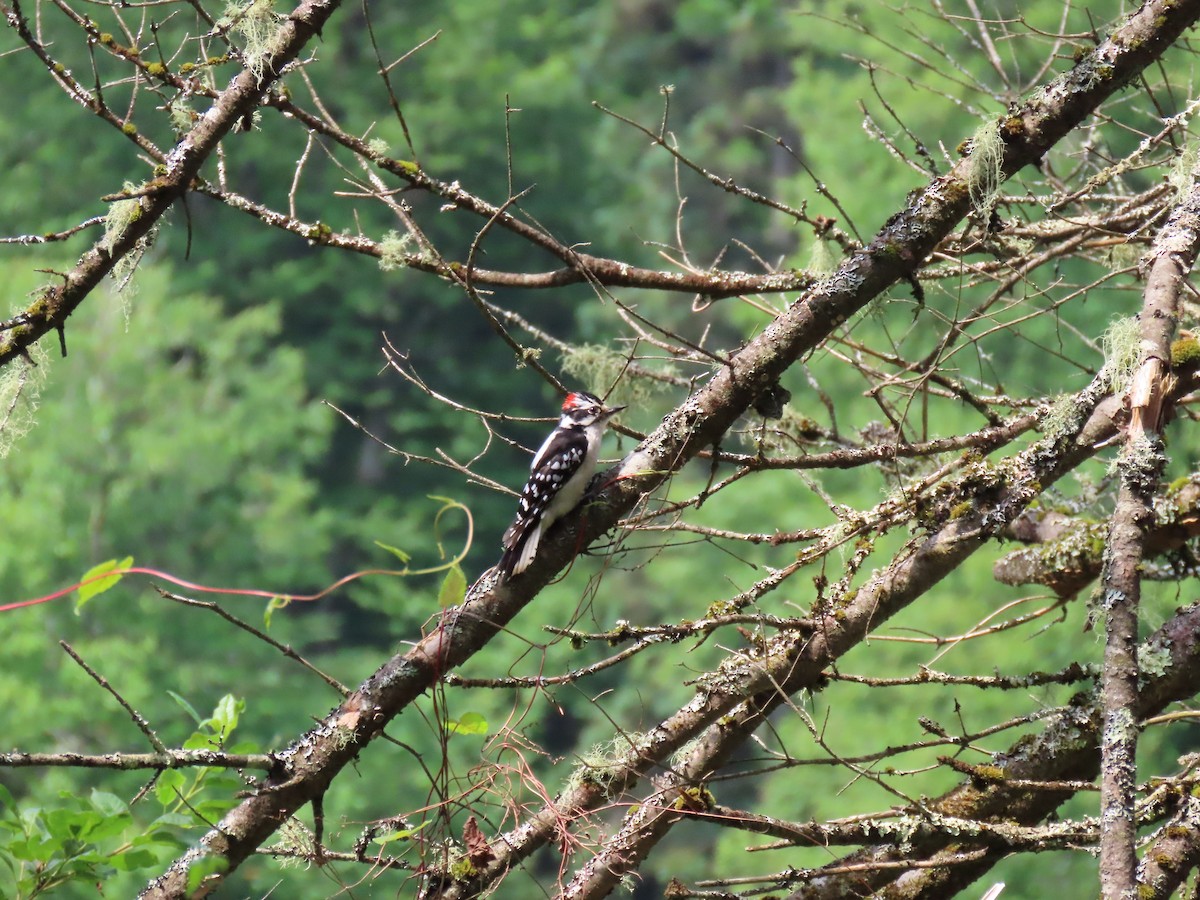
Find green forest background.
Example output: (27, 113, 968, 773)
(1, 1, 1195, 897)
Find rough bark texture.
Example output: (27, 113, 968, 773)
(784, 599, 1200, 900)
(1098, 180, 1200, 899)
(1136, 795, 1200, 900)
(994, 477, 1200, 596)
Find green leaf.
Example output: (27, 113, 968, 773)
(75, 556, 133, 612)
(207, 694, 243, 739)
(35, 812, 75, 853)
(446, 711, 488, 736)
(166, 691, 202, 725)
(183, 732, 217, 751)
(108, 847, 158, 871)
(6, 835, 45, 861)
(134, 832, 189, 853)
(374, 540, 411, 564)
(82, 813, 131, 844)
(145, 812, 193, 833)
(154, 771, 187, 808)
(89, 790, 127, 819)
(438, 564, 467, 608)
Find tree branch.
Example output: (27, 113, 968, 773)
(0, 0, 345, 368)
(0, 750, 276, 771)
(783, 599, 1200, 899)
(1136, 789, 1200, 899)
(1098, 174, 1200, 899)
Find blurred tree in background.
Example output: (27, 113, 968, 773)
(2, 1, 1200, 898)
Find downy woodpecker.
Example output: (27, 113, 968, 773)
(498, 391, 625, 578)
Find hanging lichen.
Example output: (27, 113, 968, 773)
(221, 0, 282, 84)
(1168, 132, 1200, 198)
(378, 230, 413, 272)
(0, 341, 48, 458)
(965, 118, 1004, 219)
(102, 183, 157, 318)
(1100, 315, 1140, 394)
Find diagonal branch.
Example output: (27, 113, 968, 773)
(555, 373, 1119, 900)
(0, 0, 346, 368)
(783, 599, 1200, 900)
(1136, 789, 1200, 900)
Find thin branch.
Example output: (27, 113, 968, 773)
(0, 749, 275, 771)
(60, 640, 168, 754)
(160, 591, 348, 696)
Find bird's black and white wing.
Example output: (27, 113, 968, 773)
(499, 427, 589, 577)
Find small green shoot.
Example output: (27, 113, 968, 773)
(263, 594, 291, 629)
(374, 540, 412, 565)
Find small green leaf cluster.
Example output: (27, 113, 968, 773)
(0, 783, 187, 898)
(155, 694, 256, 828)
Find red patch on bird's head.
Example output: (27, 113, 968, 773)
(562, 392, 595, 412)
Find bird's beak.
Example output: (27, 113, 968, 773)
(603, 404, 626, 419)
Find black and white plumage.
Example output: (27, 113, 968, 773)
(498, 391, 625, 578)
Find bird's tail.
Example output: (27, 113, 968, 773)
(498, 521, 542, 579)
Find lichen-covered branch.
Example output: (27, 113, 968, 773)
(1136, 791, 1200, 900)
(0, 750, 275, 771)
(994, 471, 1200, 596)
(197, 181, 821, 299)
(1098, 176, 1200, 899)
(779, 600, 1200, 900)
(0, 0, 345, 368)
